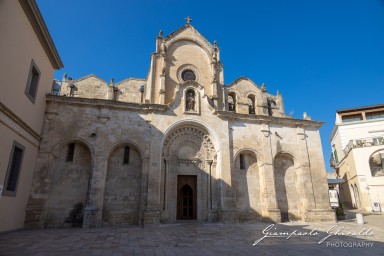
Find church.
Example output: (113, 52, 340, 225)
(25, 18, 335, 228)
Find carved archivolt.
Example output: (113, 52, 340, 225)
(162, 126, 215, 162)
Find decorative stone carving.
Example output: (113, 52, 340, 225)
(177, 64, 200, 84)
(163, 126, 215, 165)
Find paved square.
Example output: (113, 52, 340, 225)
(1, 210, 383, 256)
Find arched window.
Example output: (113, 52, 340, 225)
(185, 89, 196, 111)
(369, 150, 384, 177)
(248, 95, 255, 114)
(228, 92, 236, 112)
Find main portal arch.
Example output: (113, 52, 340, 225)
(160, 123, 217, 223)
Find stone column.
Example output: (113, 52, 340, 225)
(83, 154, 108, 228)
(160, 157, 171, 222)
(206, 160, 218, 222)
(210, 161, 217, 208)
(260, 123, 281, 222)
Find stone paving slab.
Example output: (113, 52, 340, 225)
(0, 211, 383, 256)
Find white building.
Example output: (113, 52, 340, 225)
(330, 104, 384, 212)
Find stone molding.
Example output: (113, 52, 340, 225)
(18, 0, 63, 69)
(162, 126, 215, 161)
(0, 103, 40, 147)
(177, 64, 201, 84)
(46, 95, 168, 112)
(216, 110, 324, 128)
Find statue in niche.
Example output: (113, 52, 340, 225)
(161, 40, 167, 54)
(212, 51, 217, 63)
(186, 92, 195, 111)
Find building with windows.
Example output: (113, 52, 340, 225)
(0, 0, 63, 232)
(25, 19, 334, 228)
(330, 104, 384, 212)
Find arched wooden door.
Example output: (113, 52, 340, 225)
(177, 175, 197, 220)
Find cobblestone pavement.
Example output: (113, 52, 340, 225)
(1, 210, 383, 256)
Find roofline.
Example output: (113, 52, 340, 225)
(336, 104, 384, 114)
(18, 0, 63, 69)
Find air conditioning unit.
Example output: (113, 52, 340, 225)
(372, 202, 381, 212)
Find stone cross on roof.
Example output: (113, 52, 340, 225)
(185, 16, 192, 24)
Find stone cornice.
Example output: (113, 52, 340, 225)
(18, 0, 63, 69)
(0, 103, 40, 147)
(46, 95, 168, 112)
(216, 111, 324, 128)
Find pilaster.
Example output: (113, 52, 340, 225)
(260, 123, 281, 222)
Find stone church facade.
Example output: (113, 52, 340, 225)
(25, 21, 335, 228)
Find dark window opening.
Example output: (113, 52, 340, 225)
(267, 99, 273, 116)
(182, 70, 196, 81)
(248, 95, 255, 114)
(25, 60, 40, 103)
(366, 111, 384, 120)
(240, 154, 245, 169)
(113, 86, 119, 101)
(4, 142, 25, 196)
(66, 143, 75, 162)
(140, 85, 145, 103)
(123, 146, 130, 164)
(342, 114, 362, 123)
(228, 93, 236, 112)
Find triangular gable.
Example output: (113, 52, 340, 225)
(164, 24, 214, 54)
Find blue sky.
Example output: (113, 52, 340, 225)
(37, 0, 384, 171)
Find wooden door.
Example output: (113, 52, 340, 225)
(177, 175, 197, 220)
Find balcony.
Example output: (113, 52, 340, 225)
(343, 136, 384, 155)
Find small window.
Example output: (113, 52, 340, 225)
(342, 114, 362, 123)
(123, 146, 130, 164)
(25, 60, 41, 103)
(3, 141, 25, 196)
(66, 143, 75, 162)
(366, 111, 384, 120)
(240, 154, 245, 169)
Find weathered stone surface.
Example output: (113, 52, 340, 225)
(25, 23, 335, 228)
